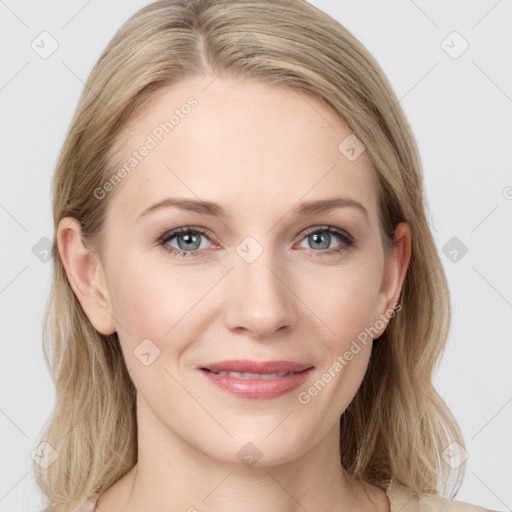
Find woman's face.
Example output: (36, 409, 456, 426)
(64, 76, 409, 467)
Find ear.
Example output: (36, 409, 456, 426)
(373, 222, 411, 337)
(56, 217, 117, 335)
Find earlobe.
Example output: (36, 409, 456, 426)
(374, 222, 412, 337)
(56, 217, 117, 335)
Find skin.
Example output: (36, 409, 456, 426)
(57, 75, 411, 512)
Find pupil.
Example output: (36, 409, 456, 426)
(311, 231, 329, 250)
(178, 232, 200, 250)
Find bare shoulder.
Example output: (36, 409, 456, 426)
(388, 481, 501, 512)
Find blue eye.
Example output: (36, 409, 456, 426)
(159, 227, 213, 258)
(158, 225, 355, 258)
(296, 226, 355, 256)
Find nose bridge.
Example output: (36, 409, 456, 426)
(224, 234, 294, 337)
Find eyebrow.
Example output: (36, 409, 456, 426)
(136, 196, 368, 222)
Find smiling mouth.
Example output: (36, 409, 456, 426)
(198, 363, 314, 400)
(199, 366, 314, 400)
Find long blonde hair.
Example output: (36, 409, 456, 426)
(34, 0, 464, 509)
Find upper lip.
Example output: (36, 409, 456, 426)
(200, 359, 313, 374)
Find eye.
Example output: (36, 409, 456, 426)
(159, 227, 215, 258)
(295, 226, 355, 256)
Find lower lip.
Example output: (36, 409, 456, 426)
(199, 368, 313, 399)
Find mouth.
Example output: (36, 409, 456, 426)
(198, 360, 314, 399)
(201, 369, 304, 379)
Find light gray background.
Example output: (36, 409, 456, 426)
(1, 1, 511, 510)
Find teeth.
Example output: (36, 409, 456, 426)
(209, 370, 292, 379)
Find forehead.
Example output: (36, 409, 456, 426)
(105, 76, 378, 224)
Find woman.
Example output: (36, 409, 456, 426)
(34, 1, 498, 510)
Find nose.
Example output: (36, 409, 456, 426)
(222, 247, 296, 339)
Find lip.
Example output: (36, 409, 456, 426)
(198, 359, 314, 400)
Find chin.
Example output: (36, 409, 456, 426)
(202, 432, 311, 469)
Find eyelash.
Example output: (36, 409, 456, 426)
(157, 225, 357, 259)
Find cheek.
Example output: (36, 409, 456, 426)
(296, 260, 382, 408)
(105, 261, 197, 389)
(107, 265, 164, 335)
(299, 259, 383, 349)
(105, 253, 221, 363)
(106, 250, 198, 331)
